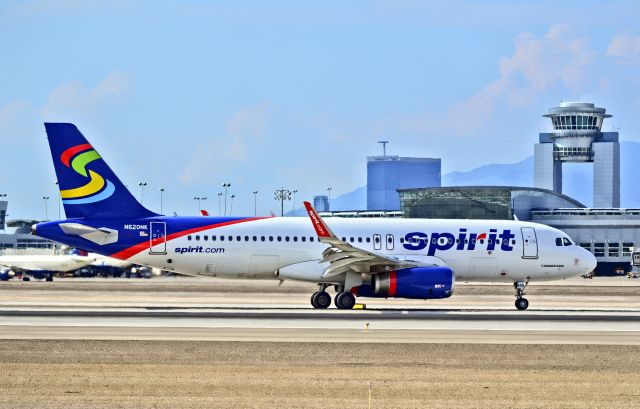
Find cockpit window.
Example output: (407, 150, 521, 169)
(563, 237, 573, 246)
(555, 238, 563, 247)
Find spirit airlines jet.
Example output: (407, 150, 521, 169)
(34, 123, 597, 310)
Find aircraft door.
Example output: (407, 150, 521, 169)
(521, 227, 538, 259)
(373, 234, 382, 250)
(150, 222, 167, 255)
(386, 234, 394, 251)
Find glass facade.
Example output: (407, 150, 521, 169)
(551, 114, 600, 130)
(399, 187, 585, 220)
(313, 195, 330, 212)
(400, 188, 512, 220)
(367, 156, 441, 211)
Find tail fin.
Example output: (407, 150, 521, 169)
(44, 123, 158, 219)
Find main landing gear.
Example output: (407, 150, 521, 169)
(310, 285, 356, 310)
(310, 289, 331, 309)
(514, 281, 529, 310)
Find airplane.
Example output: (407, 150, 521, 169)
(0, 248, 95, 280)
(33, 123, 597, 310)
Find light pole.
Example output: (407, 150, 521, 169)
(223, 183, 231, 216)
(193, 196, 207, 212)
(217, 192, 223, 216)
(138, 182, 147, 204)
(292, 189, 298, 216)
(159, 188, 165, 214)
(55, 182, 61, 219)
(327, 187, 332, 212)
(274, 188, 292, 217)
(253, 190, 258, 216)
(42, 196, 50, 220)
(229, 194, 235, 216)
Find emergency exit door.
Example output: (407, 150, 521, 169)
(150, 222, 167, 254)
(521, 227, 538, 259)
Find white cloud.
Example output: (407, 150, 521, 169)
(607, 34, 640, 64)
(381, 25, 596, 137)
(179, 102, 276, 184)
(0, 101, 29, 131)
(41, 71, 131, 120)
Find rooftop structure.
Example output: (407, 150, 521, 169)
(534, 102, 620, 207)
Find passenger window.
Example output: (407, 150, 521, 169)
(556, 238, 563, 246)
(253, 236, 257, 241)
(260, 236, 265, 242)
(358, 237, 362, 243)
(245, 236, 249, 241)
(203, 235, 208, 241)
(236, 236, 241, 241)
(342, 237, 346, 242)
(195, 235, 200, 241)
(269, 236, 273, 242)
(310, 237, 314, 242)
(302, 237, 306, 242)
(228, 236, 233, 241)
(277, 236, 282, 242)
(285, 236, 290, 242)
(349, 237, 354, 243)
(188, 235, 192, 241)
(366, 237, 371, 243)
(212, 235, 217, 241)
(220, 236, 225, 241)
(293, 237, 298, 242)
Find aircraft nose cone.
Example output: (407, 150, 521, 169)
(584, 249, 597, 274)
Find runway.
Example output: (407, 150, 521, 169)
(0, 277, 639, 344)
(1, 278, 639, 408)
(1, 306, 639, 344)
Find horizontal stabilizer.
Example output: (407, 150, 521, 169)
(59, 223, 119, 245)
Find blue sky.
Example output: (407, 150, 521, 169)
(1, 0, 640, 219)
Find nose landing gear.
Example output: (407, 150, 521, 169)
(514, 281, 529, 310)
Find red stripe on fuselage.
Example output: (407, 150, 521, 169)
(110, 217, 270, 260)
(389, 271, 397, 297)
(60, 143, 92, 167)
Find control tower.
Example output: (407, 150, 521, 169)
(534, 102, 620, 208)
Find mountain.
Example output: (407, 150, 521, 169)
(443, 157, 533, 187)
(288, 141, 640, 214)
(442, 141, 640, 207)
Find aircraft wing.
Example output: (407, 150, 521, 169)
(303, 201, 421, 277)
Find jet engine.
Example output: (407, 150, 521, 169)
(368, 266, 455, 299)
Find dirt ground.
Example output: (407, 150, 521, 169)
(0, 340, 638, 409)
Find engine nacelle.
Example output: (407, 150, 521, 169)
(369, 266, 454, 299)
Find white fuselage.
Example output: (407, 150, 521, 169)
(128, 217, 596, 284)
(0, 254, 96, 273)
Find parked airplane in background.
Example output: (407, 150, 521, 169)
(0, 249, 95, 280)
(34, 123, 597, 310)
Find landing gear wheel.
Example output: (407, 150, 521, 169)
(513, 281, 529, 310)
(335, 292, 356, 310)
(311, 291, 331, 309)
(515, 297, 529, 310)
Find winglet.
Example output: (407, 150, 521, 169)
(303, 201, 334, 239)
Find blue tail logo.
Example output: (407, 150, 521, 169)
(59, 143, 115, 205)
(45, 123, 157, 219)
